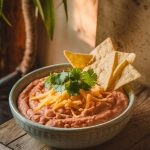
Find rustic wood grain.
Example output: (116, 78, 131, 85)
(131, 81, 146, 95)
(129, 133, 150, 150)
(0, 84, 149, 150)
(40, 146, 53, 150)
(0, 143, 12, 150)
(40, 146, 54, 150)
(0, 119, 25, 145)
(8, 134, 45, 150)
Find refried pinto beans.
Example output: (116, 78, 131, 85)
(18, 78, 128, 128)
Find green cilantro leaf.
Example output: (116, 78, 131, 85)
(44, 73, 61, 89)
(65, 80, 79, 95)
(50, 73, 61, 84)
(44, 68, 97, 95)
(81, 68, 97, 86)
(80, 81, 91, 90)
(54, 84, 66, 92)
(69, 68, 81, 80)
(44, 76, 52, 89)
(59, 71, 69, 83)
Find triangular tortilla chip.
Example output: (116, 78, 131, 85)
(87, 51, 117, 90)
(113, 64, 141, 90)
(109, 52, 135, 84)
(108, 52, 136, 90)
(85, 38, 118, 90)
(64, 50, 94, 68)
(86, 38, 140, 90)
(97, 51, 117, 90)
(84, 37, 116, 71)
(117, 52, 136, 64)
(90, 37, 115, 60)
(108, 60, 128, 90)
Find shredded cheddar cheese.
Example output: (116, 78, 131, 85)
(30, 85, 109, 115)
(30, 91, 50, 100)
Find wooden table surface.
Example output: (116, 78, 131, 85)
(0, 83, 150, 150)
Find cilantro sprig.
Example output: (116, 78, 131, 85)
(44, 68, 97, 95)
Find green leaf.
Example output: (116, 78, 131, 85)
(65, 80, 79, 95)
(1, 13, 12, 26)
(44, 73, 59, 89)
(62, 0, 68, 21)
(0, 0, 12, 26)
(69, 68, 81, 80)
(80, 82, 91, 90)
(42, 0, 55, 39)
(34, 0, 44, 20)
(44, 68, 97, 95)
(59, 71, 69, 83)
(81, 68, 97, 86)
(44, 76, 52, 89)
(45, 80, 51, 89)
(54, 84, 65, 92)
(0, 0, 4, 16)
(45, 72, 68, 89)
(50, 73, 61, 84)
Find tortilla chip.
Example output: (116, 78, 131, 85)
(64, 50, 94, 68)
(85, 38, 118, 90)
(65, 37, 140, 91)
(108, 52, 136, 89)
(109, 51, 135, 73)
(113, 52, 135, 79)
(90, 37, 115, 60)
(91, 38, 135, 68)
(84, 37, 116, 71)
(117, 52, 135, 65)
(108, 60, 128, 90)
(89, 51, 117, 90)
(86, 37, 140, 90)
(113, 64, 141, 90)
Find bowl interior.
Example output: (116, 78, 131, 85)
(9, 63, 135, 131)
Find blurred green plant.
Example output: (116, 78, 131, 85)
(0, 0, 68, 39)
(0, 0, 12, 26)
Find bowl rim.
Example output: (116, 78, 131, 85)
(9, 63, 135, 132)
